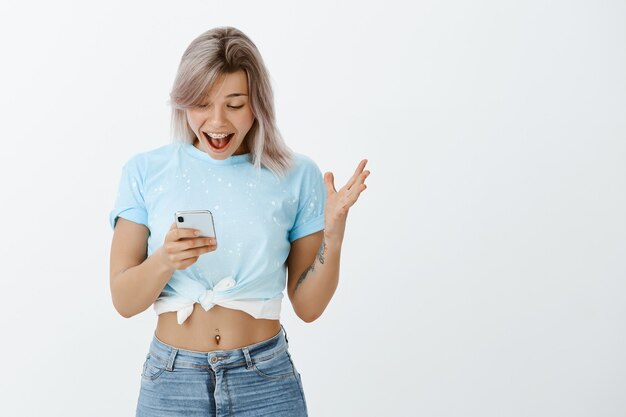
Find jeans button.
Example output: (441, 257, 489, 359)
(210, 357, 218, 363)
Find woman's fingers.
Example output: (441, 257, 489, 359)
(349, 182, 368, 204)
(181, 236, 216, 250)
(337, 169, 369, 213)
(345, 159, 368, 190)
(350, 168, 370, 191)
(166, 237, 215, 252)
(160, 223, 217, 270)
(167, 225, 200, 241)
(342, 168, 369, 205)
(324, 172, 337, 195)
(164, 234, 217, 263)
(165, 242, 216, 266)
(167, 223, 218, 245)
(172, 244, 215, 261)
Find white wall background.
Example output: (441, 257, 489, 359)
(0, 1, 624, 416)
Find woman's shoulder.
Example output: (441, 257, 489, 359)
(275, 151, 324, 191)
(288, 151, 322, 175)
(122, 142, 182, 169)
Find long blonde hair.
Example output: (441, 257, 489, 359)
(169, 27, 293, 177)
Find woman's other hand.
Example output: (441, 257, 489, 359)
(323, 159, 370, 243)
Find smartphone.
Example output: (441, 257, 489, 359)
(174, 210, 216, 238)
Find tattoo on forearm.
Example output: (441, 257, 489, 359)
(295, 265, 314, 291)
(295, 238, 327, 292)
(318, 238, 326, 265)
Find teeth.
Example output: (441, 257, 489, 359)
(206, 132, 231, 139)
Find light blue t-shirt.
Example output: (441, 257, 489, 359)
(109, 142, 326, 323)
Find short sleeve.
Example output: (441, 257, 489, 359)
(288, 156, 326, 242)
(109, 155, 149, 229)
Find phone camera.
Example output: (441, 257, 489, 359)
(177, 216, 184, 222)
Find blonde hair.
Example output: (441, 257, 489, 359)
(169, 27, 293, 177)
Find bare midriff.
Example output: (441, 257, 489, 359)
(155, 303, 282, 352)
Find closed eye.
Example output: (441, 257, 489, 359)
(193, 103, 244, 110)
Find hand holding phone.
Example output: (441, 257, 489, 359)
(155, 210, 218, 272)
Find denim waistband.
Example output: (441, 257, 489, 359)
(147, 324, 290, 371)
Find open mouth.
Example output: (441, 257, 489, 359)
(203, 132, 235, 152)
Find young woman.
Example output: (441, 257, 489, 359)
(109, 26, 370, 417)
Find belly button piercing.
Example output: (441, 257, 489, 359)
(215, 334, 221, 345)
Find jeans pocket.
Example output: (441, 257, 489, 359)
(141, 353, 166, 381)
(251, 349, 296, 380)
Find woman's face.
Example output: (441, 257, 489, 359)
(186, 70, 255, 159)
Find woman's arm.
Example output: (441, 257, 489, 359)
(286, 231, 339, 322)
(109, 218, 172, 318)
(286, 159, 370, 322)
(109, 218, 216, 318)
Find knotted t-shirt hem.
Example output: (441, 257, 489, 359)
(153, 295, 283, 325)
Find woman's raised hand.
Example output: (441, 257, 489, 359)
(155, 222, 217, 272)
(323, 159, 370, 243)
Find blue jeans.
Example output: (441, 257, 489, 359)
(136, 324, 308, 416)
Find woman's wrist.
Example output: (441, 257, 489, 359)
(323, 232, 344, 250)
(150, 246, 177, 276)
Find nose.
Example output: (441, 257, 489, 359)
(206, 105, 227, 128)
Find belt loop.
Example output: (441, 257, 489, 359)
(166, 348, 178, 371)
(242, 347, 253, 369)
(281, 324, 289, 344)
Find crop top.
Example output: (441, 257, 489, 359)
(109, 142, 326, 324)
